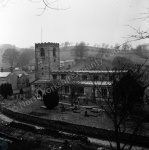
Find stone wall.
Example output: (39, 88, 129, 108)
(0, 105, 149, 148)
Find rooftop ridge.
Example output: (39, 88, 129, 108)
(51, 70, 128, 73)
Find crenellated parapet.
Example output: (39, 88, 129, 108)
(35, 42, 59, 48)
(35, 42, 60, 80)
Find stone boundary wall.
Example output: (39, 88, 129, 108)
(0, 105, 149, 148)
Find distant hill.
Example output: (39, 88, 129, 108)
(60, 46, 149, 61)
(60, 46, 149, 70)
(1, 44, 149, 71)
(60, 46, 102, 60)
(60, 47, 74, 60)
(106, 50, 149, 65)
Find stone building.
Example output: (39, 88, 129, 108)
(6, 72, 18, 89)
(18, 73, 29, 89)
(49, 70, 125, 101)
(0, 69, 29, 90)
(33, 42, 60, 93)
(35, 42, 60, 80)
(32, 42, 127, 102)
(0, 72, 11, 85)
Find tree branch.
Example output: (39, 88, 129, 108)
(0, 0, 70, 15)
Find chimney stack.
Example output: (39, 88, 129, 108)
(10, 66, 13, 72)
(1, 67, 3, 72)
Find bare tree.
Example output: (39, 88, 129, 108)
(94, 66, 149, 150)
(18, 48, 35, 67)
(133, 44, 149, 59)
(125, 7, 149, 42)
(112, 56, 135, 70)
(121, 42, 132, 51)
(101, 43, 109, 49)
(2, 48, 19, 67)
(97, 47, 106, 59)
(114, 43, 120, 50)
(66, 72, 85, 106)
(72, 42, 88, 61)
(0, 0, 69, 15)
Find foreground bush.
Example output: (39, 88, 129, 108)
(43, 87, 59, 109)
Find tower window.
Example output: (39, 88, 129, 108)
(61, 74, 66, 80)
(52, 75, 57, 79)
(53, 48, 56, 57)
(65, 86, 69, 93)
(54, 58, 56, 62)
(93, 75, 99, 81)
(102, 88, 107, 97)
(78, 87, 84, 94)
(82, 75, 87, 81)
(40, 48, 45, 56)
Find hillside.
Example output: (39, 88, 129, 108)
(60, 46, 149, 70)
(60, 46, 109, 60)
(60, 47, 74, 60)
(1, 44, 149, 71)
(107, 50, 149, 65)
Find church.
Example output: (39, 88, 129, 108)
(32, 42, 126, 102)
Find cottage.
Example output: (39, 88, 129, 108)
(0, 72, 11, 85)
(13, 69, 29, 88)
(6, 72, 18, 89)
(0, 69, 29, 89)
(18, 73, 29, 89)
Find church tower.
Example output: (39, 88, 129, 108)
(35, 42, 60, 80)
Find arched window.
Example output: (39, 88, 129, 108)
(53, 48, 56, 57)
(40, 48, 45, 57)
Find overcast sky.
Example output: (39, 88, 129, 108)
(0, 0, 149, 48)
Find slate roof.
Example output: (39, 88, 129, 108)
(51, 70, 127, 74)
(13, 70, 28, 76)
(0, 72, 11, 78)
(34, 79, 112, 86)
(78, 81, 112, 86)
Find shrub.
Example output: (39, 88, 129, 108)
(0, 83, 13, 99)
(43, 87, 59, 109)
